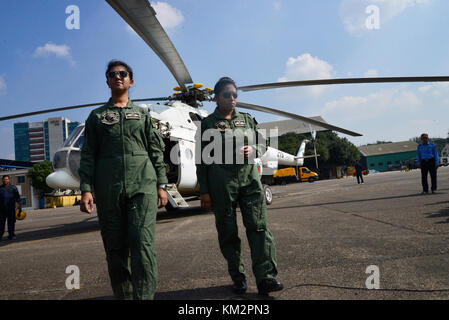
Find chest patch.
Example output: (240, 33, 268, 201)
(101, 112, 119, 125)
(233, 120, 246, 127)
(125, 112, 141, 120)
(216, 120, 230, 131)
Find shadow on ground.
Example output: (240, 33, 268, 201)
(424, 207, 449, 224)
(83, 285, 274, 300)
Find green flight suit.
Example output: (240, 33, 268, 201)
(196, 107, 278, 285)
(79, 99, 168, 300)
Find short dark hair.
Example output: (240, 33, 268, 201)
(106, 60, 133, 80)
(214, 77, 237, 96)
(2, 175, 10, 180)
(421, 133, 429, 138)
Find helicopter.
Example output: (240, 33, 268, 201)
(2, 0, 449, 210)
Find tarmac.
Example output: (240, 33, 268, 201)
(1, 167, 449, 300)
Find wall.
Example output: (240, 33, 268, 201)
(364, 151, 417, 172)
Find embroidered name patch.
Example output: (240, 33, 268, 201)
(125, 112, 141, 120)
(233, 120, 246, 127)
(101, 112, 119, 125)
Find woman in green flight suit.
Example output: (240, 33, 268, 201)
(197, 77, 283, 295)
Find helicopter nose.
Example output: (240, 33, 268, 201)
(46, 170, 80, 189)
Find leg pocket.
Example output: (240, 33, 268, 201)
(240, 191, 267, 232)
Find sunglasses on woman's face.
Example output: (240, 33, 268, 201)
(107, 71, 129, 79)
(222, 92, 238, 99)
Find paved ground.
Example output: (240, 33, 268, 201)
(1, 168, 449, 300)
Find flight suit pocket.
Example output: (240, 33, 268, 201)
(241, 193, 267, 232)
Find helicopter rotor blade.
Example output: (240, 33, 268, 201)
(236, 101, 362, 137)
(106, 0, 193, 90)
(0, 102, 107, 121)
(238, 76, 449, 92)
(0, 97, 170, 121)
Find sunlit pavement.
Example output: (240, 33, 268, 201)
(1, 167, 448, 300)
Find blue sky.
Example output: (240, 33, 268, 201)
(1, 0, 449, 159)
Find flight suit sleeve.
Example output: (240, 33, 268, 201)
(249, 116, 267, 158)
(79, 113, 98, 193)
(146, 116, 168, 185)
(196, 120, 209, 195)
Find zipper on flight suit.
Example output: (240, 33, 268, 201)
(120, 108, 127, 195)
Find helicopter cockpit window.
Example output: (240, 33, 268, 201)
(73, 134, 84, 149)
(62, 125, 84, 148)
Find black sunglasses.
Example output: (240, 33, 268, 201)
(107, 71, 129, 79)
(222, 92, 238, 99)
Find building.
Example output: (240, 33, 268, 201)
(358, 141, 419, 172)
(14, 117, 80, 162)
(0, 169, 38, 210)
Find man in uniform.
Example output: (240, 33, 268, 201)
(0, 175, 22, 241)
(196, 77, 283, 296)
(417, 133, 439, 194)
(79, 60, 168, 300)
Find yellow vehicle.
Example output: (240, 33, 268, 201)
(273, 167, 318, 184)
(298, 167, 319, 182)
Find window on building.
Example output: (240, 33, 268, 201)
(387, 161, 392, 165)
(395, 160, 400, 164)
(378, 162, 383, 166)
(370, 164, 375, 167)
(20, 198, 27, 206)
(17, 176, 25, 184)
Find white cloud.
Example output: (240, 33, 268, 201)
(418, 82, 449, 96)
(340, 0, 432, 35)
(364, 69, 378, 77)
(151, 2, 184, 29)
(278, 53, 334, 97)
(33, 42, 75, 66)
(274, 0, 281, 10)
(0, 74, 6, 96)
(322, 87, 422, 121)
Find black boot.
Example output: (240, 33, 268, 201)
(257, 279, 283, 295)
(232, 281, 247, 294)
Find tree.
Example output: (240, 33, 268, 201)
(28, 160, 54, 195)
(277, 131, 360, 169)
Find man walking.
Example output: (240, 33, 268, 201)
(79, 60, 168, 299)
(417, 133, 439, 194)
(0, 175, 22, 241)
(355, 161, 364, 184)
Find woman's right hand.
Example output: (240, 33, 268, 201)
(200, 193, 213, 211)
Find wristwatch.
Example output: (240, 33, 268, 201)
(158, 184, 167, 190)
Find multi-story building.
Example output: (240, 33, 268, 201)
(14, 117, 80, 163)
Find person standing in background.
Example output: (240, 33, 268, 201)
(0, 175, 22, 241)
(417, 133, 439, 194)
